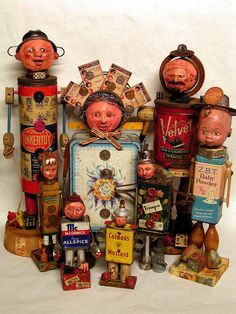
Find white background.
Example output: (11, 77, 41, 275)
(0, 0, 236, 313)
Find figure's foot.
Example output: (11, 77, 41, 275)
(78, 262, 89, 272)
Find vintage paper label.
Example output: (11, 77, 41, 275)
(61, 221, 90, 249)
(78, 60, 104, 93)
(138, 219, 164, 231)
(19, 95, 57, 126)
(65, 275, 80, 286)
(101, 63, 132, 96)
(142, 200, 163, 214)
(105, 226, 134, 264)
(15, 237, 26, 256)
(21, 152, 32, 180)
(193, 161, 225, 202)
(62, 81, 89, 107)
(121, 82, 151, 109)
(21, 128, 53, 153)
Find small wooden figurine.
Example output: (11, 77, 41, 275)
(61, 193, 101, 290)
(170, 87, 235, 286)
(31, 151, 62, 271)
(136, 145, 172, 272)
(153, 44, 205, 253)
(4, 30, 64, 229)
(100, 200, 137, 289)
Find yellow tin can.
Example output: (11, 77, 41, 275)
(105, 223, 135, 265)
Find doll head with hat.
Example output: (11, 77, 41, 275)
(15, 30, 59, 72)
(197, 87, 234, 149)
(137, 144, 156, 180)
(113, 200, 129, 227)
(64, 193, 85, 220)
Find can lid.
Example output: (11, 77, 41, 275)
(113, 200, 129, 217)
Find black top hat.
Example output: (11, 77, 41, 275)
(16, 29, 57, 52)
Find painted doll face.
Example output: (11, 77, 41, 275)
(64, 201, 85, 220)
(16, 39, 59, 71)
(163, 59, 197, 93)
(114, 215, 127, 227)
(86, 101, 122, 132)
(198, 108, 232, 148)
(137, 162, 155, 180)
(41, 158, 58, 180)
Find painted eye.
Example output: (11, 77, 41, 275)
(93, 112, 100, 117)
(107, 112, 114, 117)
(40, 48, 48, 52)
(27, 48, 34, 53)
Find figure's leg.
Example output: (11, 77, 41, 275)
(108, 262, 119, 280)
(120, 264, 131, 283)
(204, 224, 219, 252)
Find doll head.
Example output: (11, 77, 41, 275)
(113, 200, 129, 227)
(39, 151, 58, 180)
(64, 193, 85, 220)
(80, 91, 126, 132)
(15, 30, 59, 72)
(197, 107, 232, 148)
(137, 146, 155, 180)
(163, 59, 197, 94)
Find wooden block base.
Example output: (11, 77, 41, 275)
(4, 223, 41, 257)
(31, 249, 60, 272)
(165, 245, 183, 255)
(61, 264, 90, 290)
(169, 257, 229, 287)
(99, 276, 137, 289)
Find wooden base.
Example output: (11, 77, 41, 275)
(4, 223, 41, 257)
(169, 257, 229, 287)
(165, 245, 183, 255)
(99, 276, 137, 289)
(31, 249, 60, 272)
(61, 264, 90, 290)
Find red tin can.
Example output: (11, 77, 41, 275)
(18, 75, 58, 214)
(154, 98, 199, 169)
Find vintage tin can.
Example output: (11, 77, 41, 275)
(154, 98, 199, 169)
(61, 219, 90, 250)
(105, 224, 135, 265)
(192, 153, 227, 224)
(69, 132, 140, 231)
(18, 75, 58, 214)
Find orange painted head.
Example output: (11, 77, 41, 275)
(64, 194, 85, 220)
(163, 59, 197, 93)
(15, 30, 59, 72)
(81, 91, 126, 132)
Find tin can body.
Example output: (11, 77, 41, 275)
(154, 99, 198, 169)
(18, 75, 58, 215)
(192, 154, 226, 224)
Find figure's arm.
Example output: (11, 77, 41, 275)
(37, 192, 42, 228)
(3, 88, 15, 159)
(223, 160, 232, 207)
(187, 158, 195, 194)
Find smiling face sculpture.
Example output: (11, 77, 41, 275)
(15, 30, 59, 72)
(81, 91, 126, 132)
